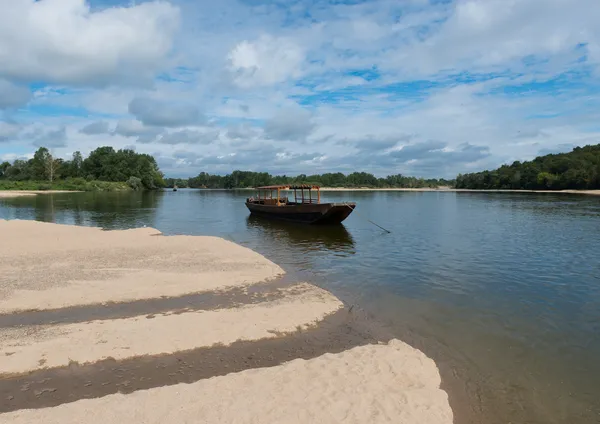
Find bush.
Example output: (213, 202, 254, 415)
(127, 176, 143, 191)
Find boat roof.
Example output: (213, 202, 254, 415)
(255, 184, 320, 190)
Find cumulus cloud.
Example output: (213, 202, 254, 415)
(228, 35, 305, 88)
(128, 98, 205, 127)
(79, 121, 110, 135)
(29, 127, 68, 148)
(0, 79, 31, 108)
(264, 107, 315, 142)
(0, 121, 21, 142)
(389, 140, 448, 161)
(157, 129, 219, 145)
(113, 119, 163, 143)
(0, 0, 180, 86)
(226, 123, 261, 140)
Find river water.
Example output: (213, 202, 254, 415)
(1, 189, 599, 423)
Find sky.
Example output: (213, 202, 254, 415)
(1, 0, 599, 178)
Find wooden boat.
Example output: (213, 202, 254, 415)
(173, 184, 178, 192)
(245, 184, 355, 224)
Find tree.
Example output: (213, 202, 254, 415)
(0, 161, 10, 179)
(30, 147, 50, 180)
(45, 153, 60, 182)
(71, 151, 83, 178)
(456, 144, 600, 190)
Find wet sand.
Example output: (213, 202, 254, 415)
(0, 220, 453, 423)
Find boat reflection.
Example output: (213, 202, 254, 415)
(246, 215, 356, 254)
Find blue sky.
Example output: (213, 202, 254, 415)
(1, 0, 599, 178)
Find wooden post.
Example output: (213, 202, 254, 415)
(317, 188, 320, 204)
(294, 188, 297, 203)
(277, 188, 280, 205)
(301, 188, 304, 203)
(309, 188, 312, 203)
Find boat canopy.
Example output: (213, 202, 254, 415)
(255, 184, 320, 190)
(251, 184, 321, 204)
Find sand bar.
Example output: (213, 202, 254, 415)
(1, 340, 453, 424)
(0, 220, 283, 312)
(0, 219, 453, 423)
(0, 284, 342, 375)
(0, 190, 78, 198)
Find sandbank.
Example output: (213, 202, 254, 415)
(0, 284, 342, 374)
(0, 220, 283, 313)
(1, 340, 452, 424)
(0, 190, 78, 198)
(0, 219, 453, 424)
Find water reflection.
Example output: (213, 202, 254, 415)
(246, 215, 356, 254)
(0, 192, 162, 229)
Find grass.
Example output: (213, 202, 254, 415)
(0, 178, 132, 192)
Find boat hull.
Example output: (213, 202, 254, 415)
(245, 202, 355, 224)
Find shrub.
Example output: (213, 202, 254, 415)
(127, 176, 143, 191)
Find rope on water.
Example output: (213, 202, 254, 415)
(343, 202, 391, 234)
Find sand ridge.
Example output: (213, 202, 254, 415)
(0, 284, 343, 374)
(0, 340, 453, 424)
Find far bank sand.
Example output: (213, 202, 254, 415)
(0, 190, 78, 198)
(0, 219, 453, 424)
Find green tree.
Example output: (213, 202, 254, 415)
(456, 144, 600, 190)
(0, 161, 10, 179)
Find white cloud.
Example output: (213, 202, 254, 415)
(157, 129, 219, 145)
(228, 35, 305, 88)
(29, 126, 68, 148)
(113, 119, 163, 144)
(264, 106, 315, 142)
(129, 97, 205, 127)
(79, 121, 110, 135)
(0, 121, 21, 142)
(0, 79, 31, 109)
(0, 0, 179, 86)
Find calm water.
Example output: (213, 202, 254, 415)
(1, 189, 599, 423)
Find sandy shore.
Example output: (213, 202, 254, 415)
(0, 219, 453, 424)
(0, 190, 78, 198)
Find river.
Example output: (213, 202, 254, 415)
(1, 189, 599, 423)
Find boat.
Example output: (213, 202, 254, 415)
(245, 184, 355, 224)
(173, 184, 178, 192)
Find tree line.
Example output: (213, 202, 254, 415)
(0, 146, 165, 191)
(456, 144, 600, 190)
(166, 171, 454, 189)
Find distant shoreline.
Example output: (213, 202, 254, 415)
(3, 188, 599, 197)
(317, 187, 600, 195)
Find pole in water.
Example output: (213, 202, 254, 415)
(344, 203, 391, 233)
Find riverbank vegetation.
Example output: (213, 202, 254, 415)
(167, 171, 454, 189)
(0, 147, 165, 191)
(456, 144, 600, 190)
